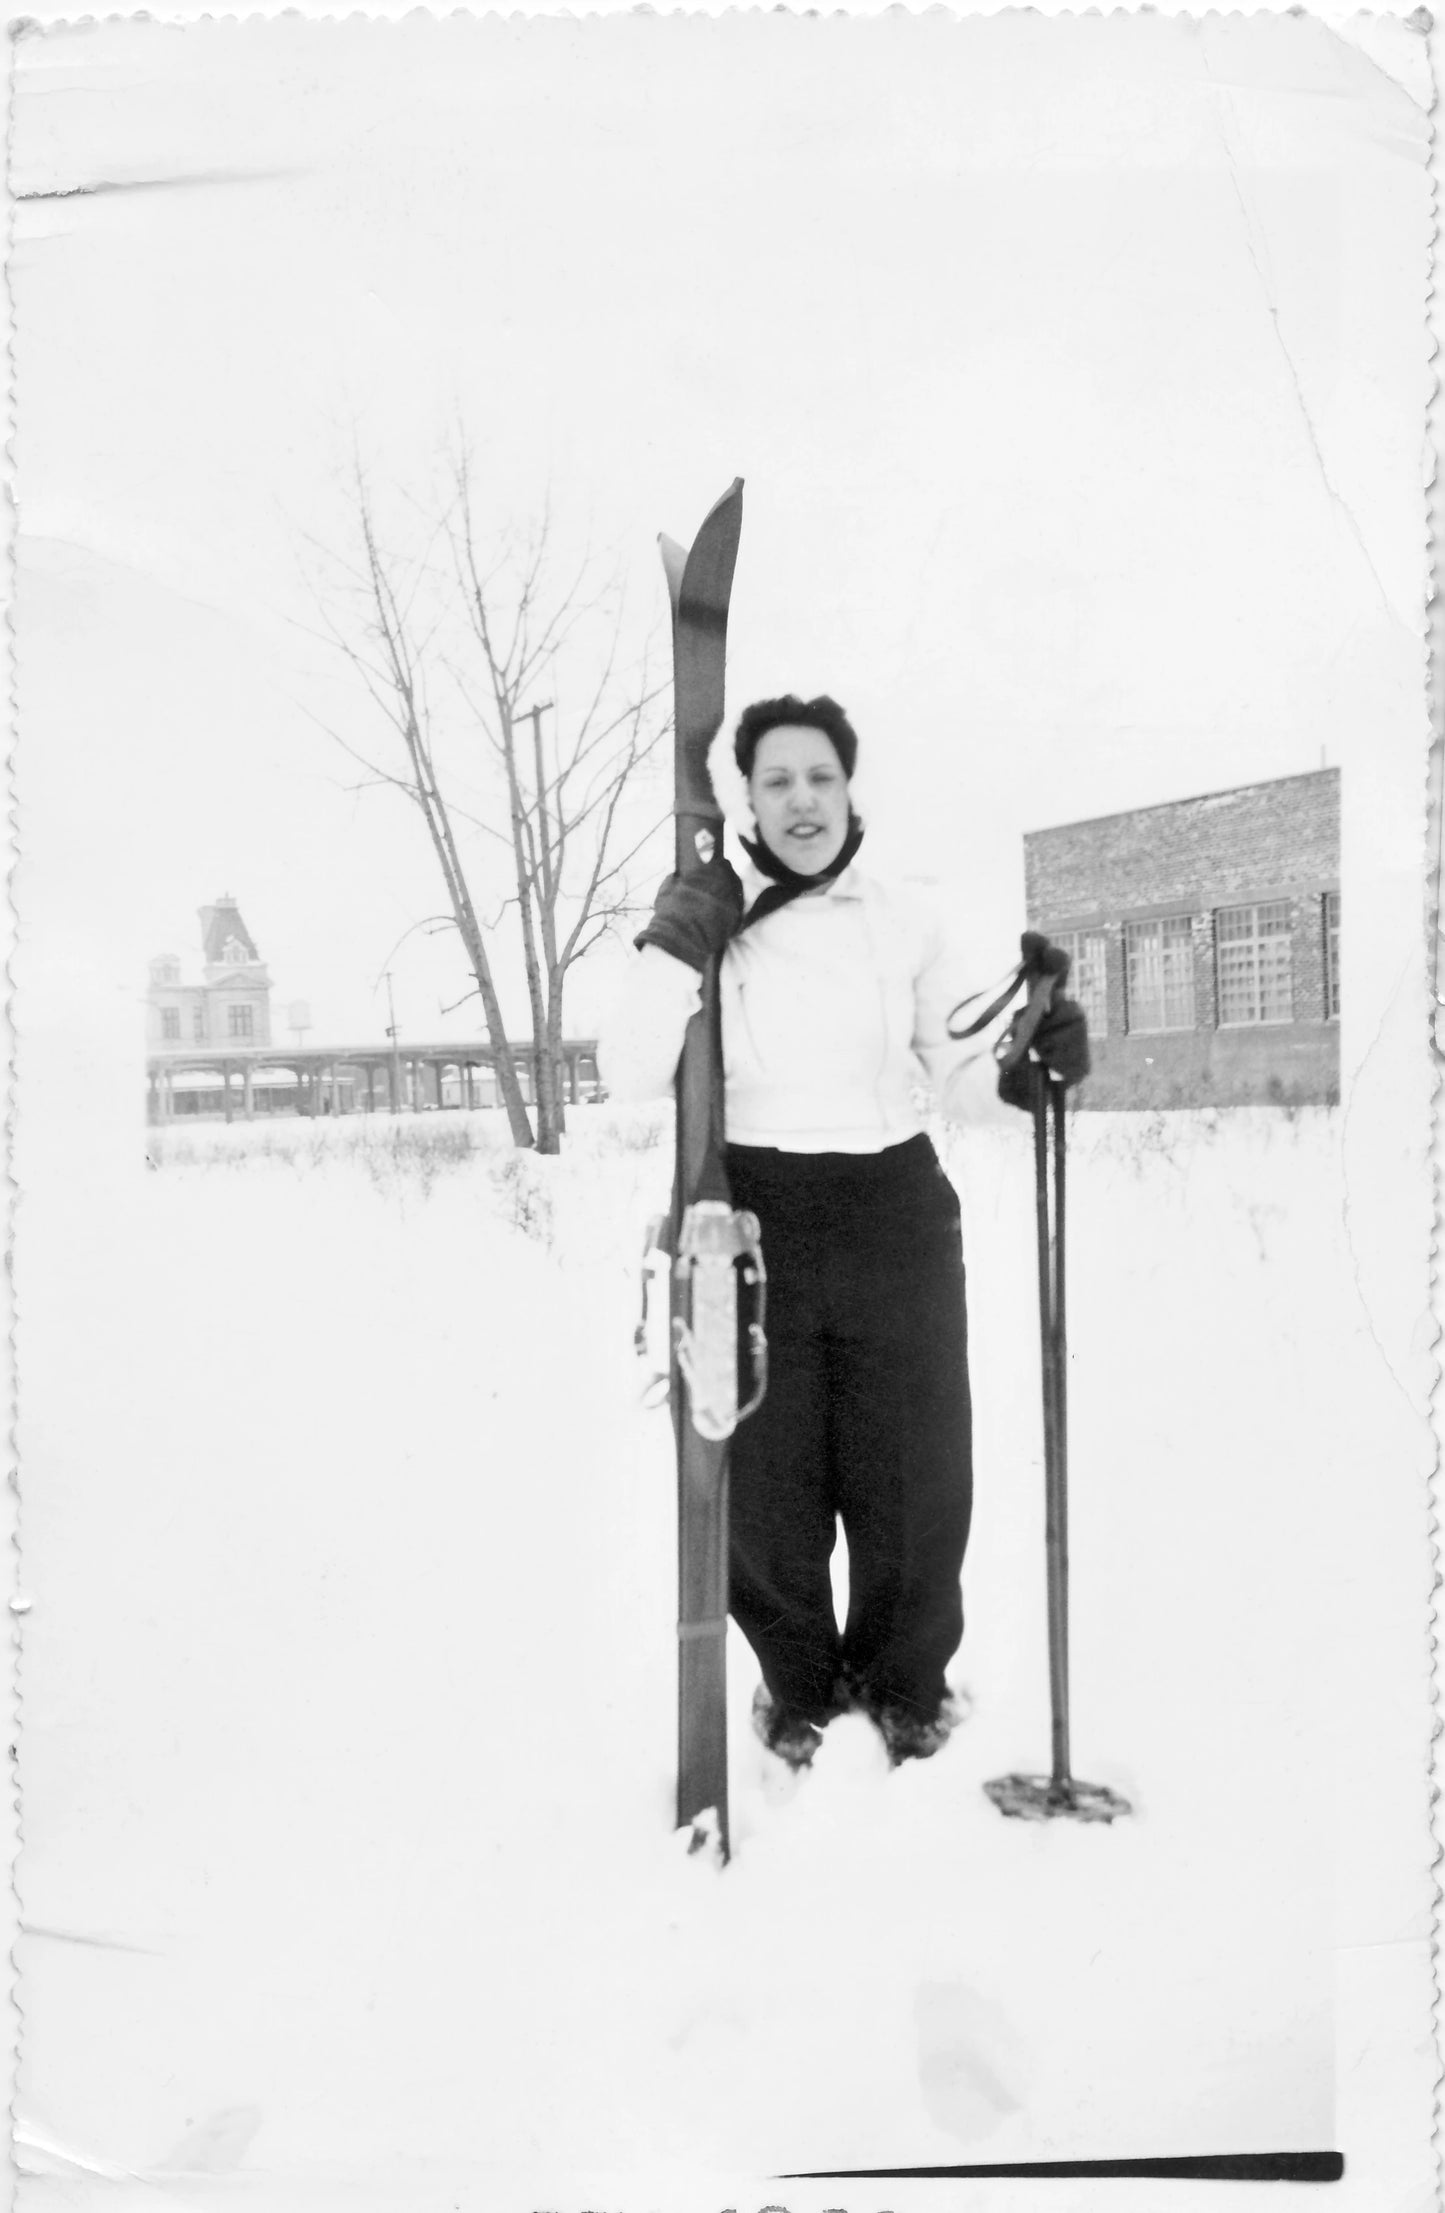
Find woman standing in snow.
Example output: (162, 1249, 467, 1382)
(601, 696, 1086, 1769)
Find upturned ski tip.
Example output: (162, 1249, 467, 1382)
(658, 479, 745, 620)
(656, 480, 744, 557)
(658, 533, 687, 610)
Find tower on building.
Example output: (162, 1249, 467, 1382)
(147, 896, 274, 1050)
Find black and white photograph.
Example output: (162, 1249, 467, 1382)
(9, 8, 1438, 2206)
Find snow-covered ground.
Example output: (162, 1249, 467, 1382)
(14, 1104, 1421, 2203)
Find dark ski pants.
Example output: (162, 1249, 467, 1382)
(725, 1132, 972, 1724)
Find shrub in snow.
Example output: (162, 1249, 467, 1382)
(486, 1150, 557, 1247)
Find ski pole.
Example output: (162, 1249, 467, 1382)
(1034, 1060, 1071, 1798)
(985, 1037, 1131, 1826)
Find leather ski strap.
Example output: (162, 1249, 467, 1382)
(947, 962, 1029, 1041)
(948, 962, 1059, 1074)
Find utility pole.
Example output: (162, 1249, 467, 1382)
(384, 969, 404, 1113)
(522, 698, 560, 1144)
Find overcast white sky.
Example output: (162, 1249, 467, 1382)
(13, 9, 1430, 1045)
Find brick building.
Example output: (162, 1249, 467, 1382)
(1025, 769, 1340, 1109)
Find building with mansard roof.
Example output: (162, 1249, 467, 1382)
(147, 895, 274, 1053)
(1024, 769, 1340, 1110)
(145, 898, 602, 1123)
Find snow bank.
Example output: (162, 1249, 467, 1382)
(24, 1104, 1361, 2195)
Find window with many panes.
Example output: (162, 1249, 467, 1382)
(1323, 890, 1340, 1020)
(192, 1003, 207, 1041)
(1054, 929, 1108, 1040)
(228, 1004, 254, 1039)
(161, 1007, 181, 1041)
(1124, 916, 1195, 1031)
(1216, 901, 1292, 1025)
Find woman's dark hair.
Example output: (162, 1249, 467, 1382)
(733, 694, 859, 782)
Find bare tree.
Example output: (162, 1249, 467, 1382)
(449, 467, 668, 1152)
(309, 458, 668, 1152)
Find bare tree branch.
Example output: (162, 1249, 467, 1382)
(310, 444, 668, 1152)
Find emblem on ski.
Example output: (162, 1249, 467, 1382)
(657, 478, 757, 1861)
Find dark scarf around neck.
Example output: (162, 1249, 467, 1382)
(736, 810, 866, 933)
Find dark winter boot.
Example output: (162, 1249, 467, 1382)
(869, 1689, 967, 1768)
(751, 1684, 825, 1771)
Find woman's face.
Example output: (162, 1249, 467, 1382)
(747, 724, 851, 877)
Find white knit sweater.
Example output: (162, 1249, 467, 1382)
(599, 864, 998, 1151)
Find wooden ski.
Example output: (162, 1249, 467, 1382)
(658, 480, 761, 1861)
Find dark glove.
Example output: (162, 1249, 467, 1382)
(997, 933, 1090, 1110)
(1019, 929, 1071, 984)
(634, 864, 744, 973)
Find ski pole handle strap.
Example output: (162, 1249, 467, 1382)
(946, 961, 1029, 1041)
(949, 931, 1075, 1047)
